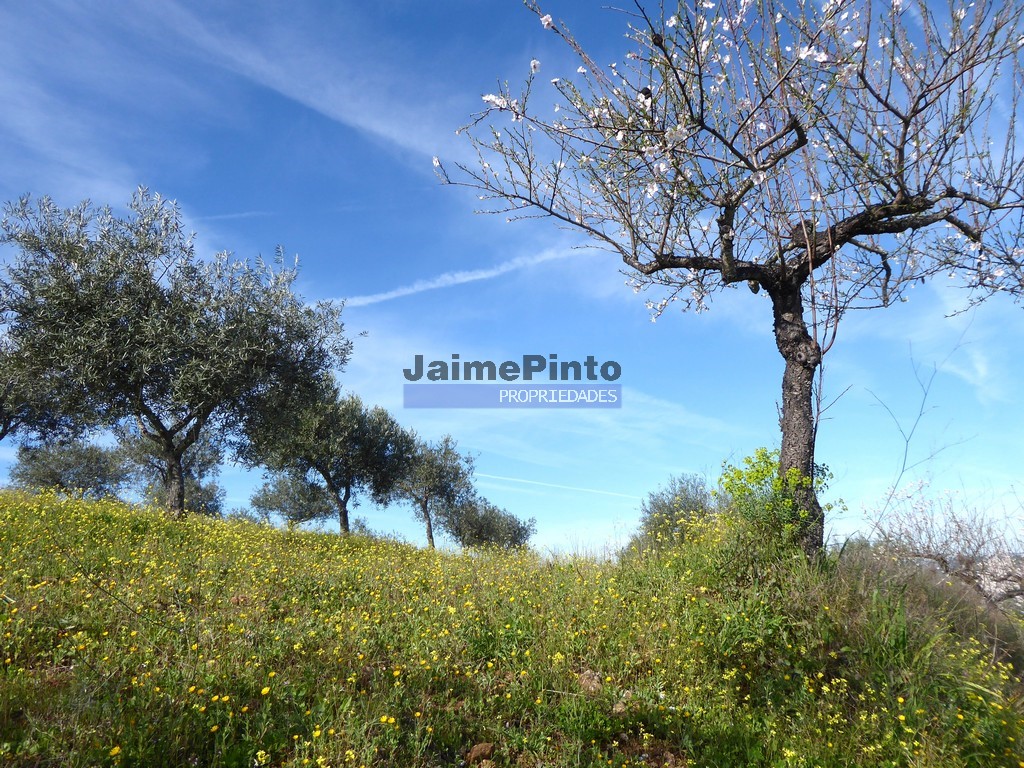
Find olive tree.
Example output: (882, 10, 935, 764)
(250, 469, 336, 525)
(8, 438, 130, 499)
(439, 0, 1024, 552)
(0, 371, 28, 444)
(244, 386, 416, 534)
(0, 335, 85, 444)
(442, 496, 536, 549)
(118, 430, 227, 516)
(0, 189, 350, 516)
(396, 435, 476, 549)
(627, 472, 716, 552)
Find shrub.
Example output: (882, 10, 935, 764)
(625, 472, 716, 554)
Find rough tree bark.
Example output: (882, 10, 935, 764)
(769, 280, 823, 552)
(136, 401, 212, 518)
(421, 499, 436, 550)
(326, 478, 352, 535)
(165, 451, 187, 518)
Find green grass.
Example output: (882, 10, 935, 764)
(1, 489, 1022, 767)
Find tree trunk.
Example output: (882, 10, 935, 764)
(165, 451, 186, 518)
(329, 482, 351, 535)
(769, 281, 824, 554)
(421, 500, 435, 549)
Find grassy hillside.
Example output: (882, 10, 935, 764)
(0, 490, 1022, 767)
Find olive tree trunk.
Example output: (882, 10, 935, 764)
(326, 480, 352, 535)
(165, 451, 187, 518)
(420, 500, 436, 549)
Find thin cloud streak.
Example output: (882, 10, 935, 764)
(194, 211, 273, 223)
(476, 473, 642, 500)
(343, 250, 574, 307)
(148, 1, 461, 162)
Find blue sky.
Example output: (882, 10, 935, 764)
(1, 1, 1021, 552)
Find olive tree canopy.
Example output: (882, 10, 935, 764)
(396, 435, 476, 550)
(442, 496, 536, 550)
(8, 439, 130, 500)
(0, 189, 351, 516)
(243, 385, 416, 534)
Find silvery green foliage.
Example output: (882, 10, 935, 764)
(397, 435, 476, 549)
(396, 436, 533, 550)
(629, 472, 716, 551)
(9, 438, 130, 500)
(442, 496, 536, 549)
(250, 469, 336, 525)
(118, 429, 226, 517)
(244, 385, 416, 534)
(0, 188, 350, 515)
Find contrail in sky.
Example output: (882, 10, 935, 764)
(343, 250, 573, 307)
(476, 473, 642, 500)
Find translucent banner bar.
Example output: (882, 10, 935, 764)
(403, 383, 622, 409)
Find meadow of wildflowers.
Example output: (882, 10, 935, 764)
(1, 489, 1021, 767)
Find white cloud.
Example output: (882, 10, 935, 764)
(144, 1, 468, 163)
(342, 249, 574, 307)
(0, 4, 233, 206)
(194, 211, 274, 223)
(0, 73, 136, 205)
(476, 472, 642, 500)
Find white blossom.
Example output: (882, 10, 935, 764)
(432, 156, 440, 168)
(531, 59, 541, 74)
(482, 93, 516, 111)
(798, 45, 828, 63)
(665, 124, 687, 144)
(481, 93, 521, 119)
(540, 13, 554, 30)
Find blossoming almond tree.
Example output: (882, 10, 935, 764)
(437, 0, 1024, 553)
